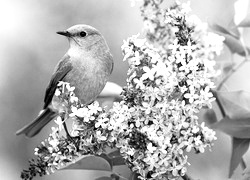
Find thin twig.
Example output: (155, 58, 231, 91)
(212, 90, 226, 117)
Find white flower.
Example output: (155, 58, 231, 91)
(34, 148, 39, 155)
(54, 116, 64, 131)
(70, 95, 78, 103)
(184, 86, 199, 103)
(57, 81, 64, 87)
(183, 40, 195, 54)
(175, 50, 186, 67)
(95, 117, 109, 128)
(168, 39, 180, 54)
(141, 66, 156, 81)
(49, 127, 60, 148)
(133, 78, 145, 89)
(96, 130, 107, 141)
(147, 142, 157, 153)
(65, 83, 75, 92)
(87, 101, 102, 115)
(75, 107, 89, 118)
(54, 89, 61, 96)
(154, 61, 170, 78)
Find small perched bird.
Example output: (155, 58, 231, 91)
(16, 24, 113, 137)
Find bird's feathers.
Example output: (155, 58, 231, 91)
(16, 108, 57, 137)
(44, 55, 73, 109)
(16, 24, 114, 138)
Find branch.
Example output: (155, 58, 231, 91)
(212, 90, 226, 117)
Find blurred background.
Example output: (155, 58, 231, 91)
(1, 0, 250, 179)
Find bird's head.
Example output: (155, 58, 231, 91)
(57, 24, 105, 49)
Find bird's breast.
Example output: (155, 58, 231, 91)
(64, 56, 110, 105)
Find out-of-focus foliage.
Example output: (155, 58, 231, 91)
(204, 0, 250, 178)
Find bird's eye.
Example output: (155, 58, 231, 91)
(79, 31, 87, 37)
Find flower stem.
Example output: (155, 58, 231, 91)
(212, 90, 226, 117)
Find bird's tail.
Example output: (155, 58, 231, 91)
(16, 108, 57, 137)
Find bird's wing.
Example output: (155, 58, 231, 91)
(107, 51, 114, 74)
(43, 55, 73, 109)
(110, 55, 114, 74)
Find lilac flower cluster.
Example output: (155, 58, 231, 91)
(21, 1, 224, 180)
(112, 0, 222, 179)
(21, 82, 111, 179)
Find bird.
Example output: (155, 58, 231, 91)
(16, 24, 114, 137)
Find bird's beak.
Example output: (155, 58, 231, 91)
(56, 30, 71, 37)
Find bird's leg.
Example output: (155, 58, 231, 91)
(60, 113, 80, 149)
(63, 121, 72, 139)
(61, 113, 73, 140)
(62, 120, 79, 151)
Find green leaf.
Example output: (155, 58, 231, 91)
(222, 62, 235, 75)
(238, 13, 250, 27)
(229, 137, 250, 178)
(112, 156, 126, 166)
(228, 18, 241, 37)
(203, 108, 218, 125)
(213, 91, 250, 176)
(223, 34, 250, 56)
(108, 149, 121, 158)
(216, 91, 250, 119)
(99, 153, 114, 168)
(107, 149, 126, 166)
(212, 91, 250, 138)
(61, 154, 112, 171)
(96, 177, 112, 180)
(209, 22, 250, 56)
(212, 116, 250, 138)
(210, 23, 239, 39)
(95, 174, 120, 180)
